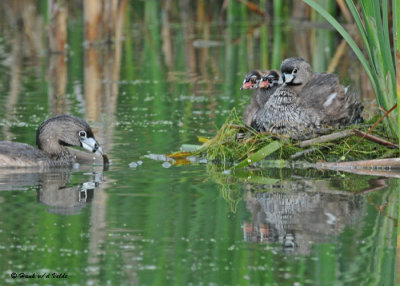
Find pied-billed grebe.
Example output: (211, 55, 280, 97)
(253, 58, 363, 138)
(242, 70, 280, 126)
(240, 70, 264, 91)
(0, 114, 104, 167)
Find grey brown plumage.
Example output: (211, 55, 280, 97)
(0, 115, 103, 167)
(242, 70, 280, 126)
(253, 58, 363, 138)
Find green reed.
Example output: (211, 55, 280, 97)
(304, 0, 399, 140)
(271, 0, 283, 70)
(310, 0, 335, 72)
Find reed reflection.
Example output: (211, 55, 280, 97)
(0, 0, 43, 139)
(48, 53, 68, 114)
(82, 1, 127, 281)
(47, 1, 68, 115)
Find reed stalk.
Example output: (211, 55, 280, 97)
(271, 0, 283, 69)
(303, 0, 399, 141)
(395, 0, 400, 138)
(259, 0, 269, 68)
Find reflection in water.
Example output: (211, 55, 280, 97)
(48, 0, 67, 53)
(243, 183, 364, 255)
(48, 53, 68, 114)
(0, 0, 43, 139)
(0, 166, 104, 215)
(210, 167, 382, 255)
(38, 168, 103, 215)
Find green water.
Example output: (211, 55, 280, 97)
(0, 2, 397, 286)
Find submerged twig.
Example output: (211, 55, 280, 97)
(323, 167, 400, 178)
(310, 158, 400, 178)
(315, 158, 400, 169)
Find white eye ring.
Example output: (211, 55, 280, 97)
(79, 131, 87, 138)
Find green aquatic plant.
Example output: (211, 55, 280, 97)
(188, 109, 399, 168)
(193, 109, 288, 167)
(303, 0, 399, 140)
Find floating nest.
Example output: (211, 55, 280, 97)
(184, 109, 399, 166)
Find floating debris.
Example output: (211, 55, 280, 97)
(144, 154, 169, 162)
(162, 162, 172, 168)
(129, 162, 138, 168)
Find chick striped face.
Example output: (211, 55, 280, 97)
(258, 70, 280, 89)
(240, 70, 263, 90)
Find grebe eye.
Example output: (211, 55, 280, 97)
(79, 131, 87, 138)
